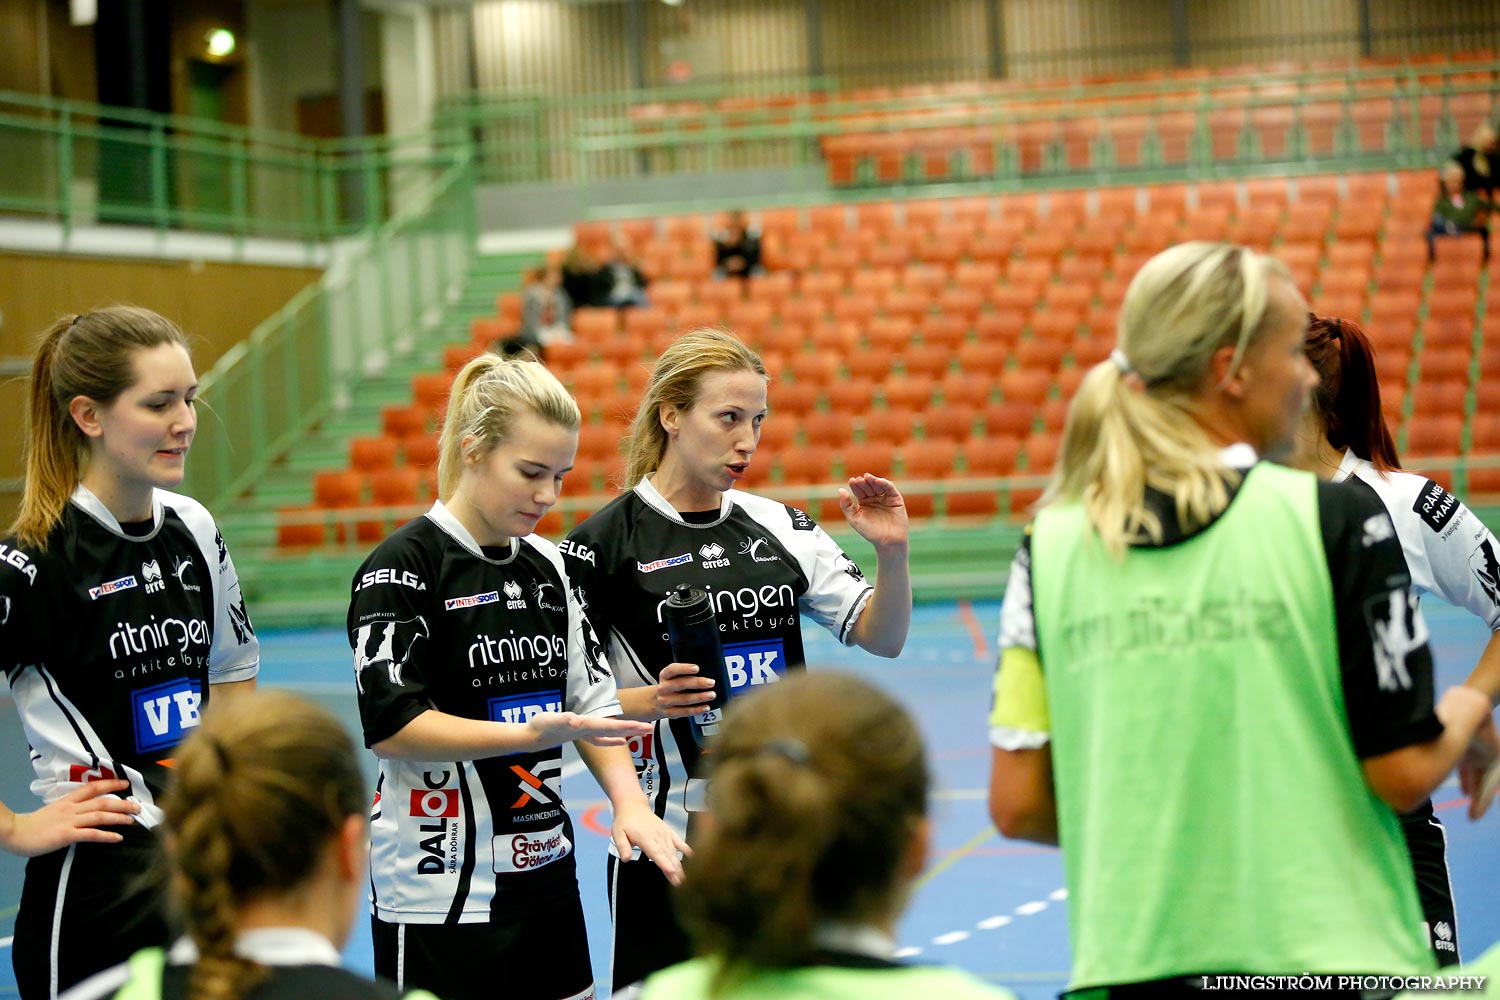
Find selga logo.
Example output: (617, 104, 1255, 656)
(445, 590, 499, 611)
(638, 552, 692, 574)
(0, 544, 37, 586)
(495, 824, 571, 874)
(90, 575, 139, 600)
(356, 568, 427, 592)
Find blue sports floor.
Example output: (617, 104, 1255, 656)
(0, 600, 1495, 998)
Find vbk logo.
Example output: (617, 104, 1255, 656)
(722, 639, 786, 694)
(698, 542, 730, 569)
(141, 560, 165, 594)
(502, 580, 526, 609)
(488, 690, 563, 724)
(131, 678, 203, 753)
(410, 788, 459, 818)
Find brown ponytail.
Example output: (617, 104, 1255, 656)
(678, 672, 927, 994)
(1305, 314, 1401, 474)
(163, 691, 365, 1000)
(9, 307, 190, 549)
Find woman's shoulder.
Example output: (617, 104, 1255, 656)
(641, 959, 1018, 1000)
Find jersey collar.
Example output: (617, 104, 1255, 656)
(69, 484, 163, 541)
(166, 926, 342, 967)
(635, 477, 734, 528)
(1332, 448, 1362, 484)
(424, 500, 519, 564)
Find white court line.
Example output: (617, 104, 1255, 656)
(977, 915, 1013, 930)
(1015, 900, 1048, 915)
(0, 936, 11, 948)
(933, 930, 971, 945)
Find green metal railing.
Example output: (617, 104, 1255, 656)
(181, 153, 476, 511)
(0, 91, 469, 239)
(430, 59, 1499, 193)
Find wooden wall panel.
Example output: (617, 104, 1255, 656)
(0, 254, 320, 499)
(1187, 0, 1360, 67)
(1368, 0, 1500, 57)
(643, 0, 806, 85)
(470, 1, 631, 96)
(1002, 0, 1174, 80)
(821, 0, 988, 88)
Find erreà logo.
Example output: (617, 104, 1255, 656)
(141, 560, 165, 594)
(698, 542, 730, 569)
(89, 575, 139, 600)
(502, 580, 526, 609)
(445, 590, 499, 611)
(638, 553, 692, 574)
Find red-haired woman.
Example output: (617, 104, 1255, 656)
(1291, 313, 1500, 966)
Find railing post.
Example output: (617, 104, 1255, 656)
(150, 122, 170, 232)
(230, 137, 249, 243)
(58, 108, 74, 237)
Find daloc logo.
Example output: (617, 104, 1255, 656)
(487, 690, 564, 725)
(131, 678, 203, 753)
(722, 639, 786, 695)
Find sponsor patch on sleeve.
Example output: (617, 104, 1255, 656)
(1412, 479, 1461, 533)
(1363, 587, 1428, 692)
(786, 505, 815, 531)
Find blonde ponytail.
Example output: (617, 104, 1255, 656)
(1044, 242, 1290, 558)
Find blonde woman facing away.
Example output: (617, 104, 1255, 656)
(987, 243, 1495, 997)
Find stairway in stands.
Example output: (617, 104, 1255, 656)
(217, 252, 534, 628)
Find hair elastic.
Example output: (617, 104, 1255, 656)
(1109, 348, 1134, 375)
(761, 738, 812, 766)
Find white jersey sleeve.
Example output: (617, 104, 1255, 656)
(158, 490, 260, 683)
(527, 535, 622, 718)
(734, 494, 874, 645)
(1348, 465, 1500, 630)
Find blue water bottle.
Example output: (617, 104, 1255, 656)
(664, 583, 726, 747)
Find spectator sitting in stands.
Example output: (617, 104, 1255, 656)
(562, 238, 649, 309)
(517, 263, 572, 356)
(1428, 161, 1494, 263)
(1451, 123, 1497, 203)
(713, 210, 762, 280)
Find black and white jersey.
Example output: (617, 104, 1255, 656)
(0, 487, 260, 829)
(561, 480, 874, 842)
(349, 501, 621, 925)
(1334, 451, 1500, 630)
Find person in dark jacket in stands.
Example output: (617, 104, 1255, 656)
(713, 210, 762, 280)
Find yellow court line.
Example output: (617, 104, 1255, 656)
(914, 824, 996, 890)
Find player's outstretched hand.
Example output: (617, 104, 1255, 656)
(654, 662, 717, 720)
(1458, 710, 1500, 820)
(0, 780, 140, 857)
(612, 798, 692, 885)
(525, 712, 652, 750)
(838, 473, 910, 550)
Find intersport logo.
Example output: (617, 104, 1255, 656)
(445, 591, 499, 611)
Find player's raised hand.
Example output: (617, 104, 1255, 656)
(838, 473, 910, 551)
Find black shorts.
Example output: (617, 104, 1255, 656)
(372, 893, 594, 1000)
(12, 828, 170, 1000)
(605, 854, 691, 995)
(1399, 800, 1460, 966)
